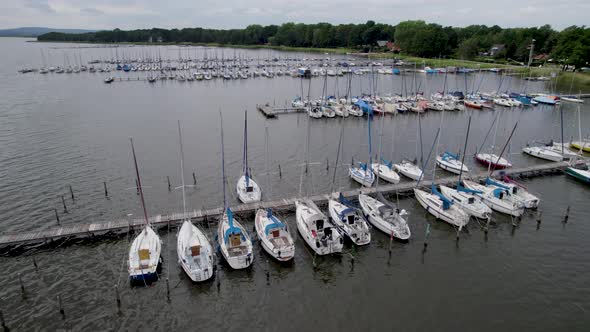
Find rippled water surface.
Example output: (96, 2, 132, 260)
(0, 38, 589, 331)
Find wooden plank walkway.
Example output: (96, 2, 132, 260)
(257, 104, 304, 118)
(0, 161, 568, 248)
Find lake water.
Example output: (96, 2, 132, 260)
(0, 38, 589, 331)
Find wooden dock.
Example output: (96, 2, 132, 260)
(0, 161, 569, 249)
(257, 103, 305, 118)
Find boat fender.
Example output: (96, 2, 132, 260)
(316, 241, 321, 248)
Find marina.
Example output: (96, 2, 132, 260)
(1, 36, 589, 331)
(0, 161, 569, 249)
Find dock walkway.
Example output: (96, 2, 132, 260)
(0, 161, 568, 248)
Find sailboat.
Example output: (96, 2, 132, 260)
(371, 113, 401, 184)
(236, 111, 262, 204)
(438, 115, 492, 220)
(218, 113, 253, 269)
(462, 180, 524, 216)
(175, 122, 214, 282)
(565, 106, 590, 184)
(349, 111, 375, 187)
(360, 114, 410, 240)
(484, 177, 540, 209)
(296, 114, 343, 255)
(327, 127, 371, 245)
(475, 113, 512, 169)
(414, 128, 469, 229)
(254, 127, 295, 261)
(394, 114, 424, 180)
(436, 151, 469, 174)
(127, 138, 162, 283)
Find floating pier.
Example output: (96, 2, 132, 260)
(0, 161, 569, 249)
(257, 103, 304, 118)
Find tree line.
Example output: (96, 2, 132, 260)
(38, 21, 589, 69)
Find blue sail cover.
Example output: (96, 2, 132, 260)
(264, 209, 285, 235)
(441, 151, 459, 161)
(223, 208, 245, 244)
(339, 193, 356, 208)
(392, 68, 401, 75)
(431, 184, 453, 210)
(492, 187, 506, 198)
(457, 183, 482, 195)
(354, 100, 373, 115)
(381, 157, 393, 169)
(485, 177, 510, 190)
(359, 162, 368, 171)
(339, 208, 356, 220)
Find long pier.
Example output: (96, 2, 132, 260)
(0, 161, 569, 249)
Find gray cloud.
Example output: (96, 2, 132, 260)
(1, 0, 589, 30)
(23, 0, 55, 14)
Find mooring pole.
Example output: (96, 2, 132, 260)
(57, 295, 65, 320)
(192, 172, 197, 186)
(103, 182, 108, 197)
(54, 208, 60, 225)
(167, 176, 171, 191)
(61, 195, 68, 213)
(69, 185, 75, 201)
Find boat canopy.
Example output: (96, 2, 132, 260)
(431, 184, 453, 210)
(264, 209, 285, 235)
(338, 193, 356, 208)
(223, 208, 245, 243)
(381, 157, 393, 169)
(441, 151, 459, 161)
(492, 187, 506, 199)
(457, 183, 482, 195)
(485, 177, 510, 190)
(354, 100, 373, 115)
(338, 208, 356, 220)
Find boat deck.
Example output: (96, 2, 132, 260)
(0, 161, 568, 249)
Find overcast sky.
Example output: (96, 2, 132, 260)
(1, 0, 588, 30)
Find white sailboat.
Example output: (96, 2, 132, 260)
(372, 113, 401, 184)
(484, 177, 540, 209)
(328, 195, 371, 245)
(296, 199, 343, 255)
(127, 138, 162, 283)
(463, 180, 524, 217)
(349, 112, 375, 187)
(254, 127, 295, 261)
(175, 122, 214, 282)
(218, 113, 253, 269)
(436, 151, 469, 174)
(236, 111, 262, 204)
(414, 186, 469, 228)
(359, 194, 410, 240)
(439, 185, 492, 220)
(394, 114, 424, 180)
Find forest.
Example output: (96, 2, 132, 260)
(38, 21, 590, 70)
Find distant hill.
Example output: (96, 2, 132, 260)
(0, 27, 96, 37)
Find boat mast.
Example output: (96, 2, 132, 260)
(489, 122, 518, 175)
(375, 112, 385, 188)
(330, 126, 344, 194)
(458, 115, 472, 185)
(129, 138, 150, 226)
(242, 110, 249, 179)
(220, 112, 227, 210)
(177, 121, 187, 216)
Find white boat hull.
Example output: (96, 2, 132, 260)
(414, 189, 469, 228)
(177, 220, 214, 282)
(371, 163, 401, 184)
(358, 194, 410, 240)
(328, 199, 371, 245)
(236, 175, 261, 204)
(295, 199, 343, 255)
(255, 209, 295, 261)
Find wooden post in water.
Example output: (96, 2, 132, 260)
(32, 257, 38, 271)
(167, 176, 171, 191)
(0, 309, 7, 331)
(54, 208, 60, 225)
(57, 295, 65, 320)
(17, 273, 25, 295)
(114, 285, 121, 309)
(166, 278, 170, 301)
(69, 186, 75, 201)
(563, 206, 570, 223)
(278, 164, 282, 178)
(536, 211, 542, 230)
(192, 172, 197, 186)
(61, 195, 68, 214)
(103, 182, 108, 198)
